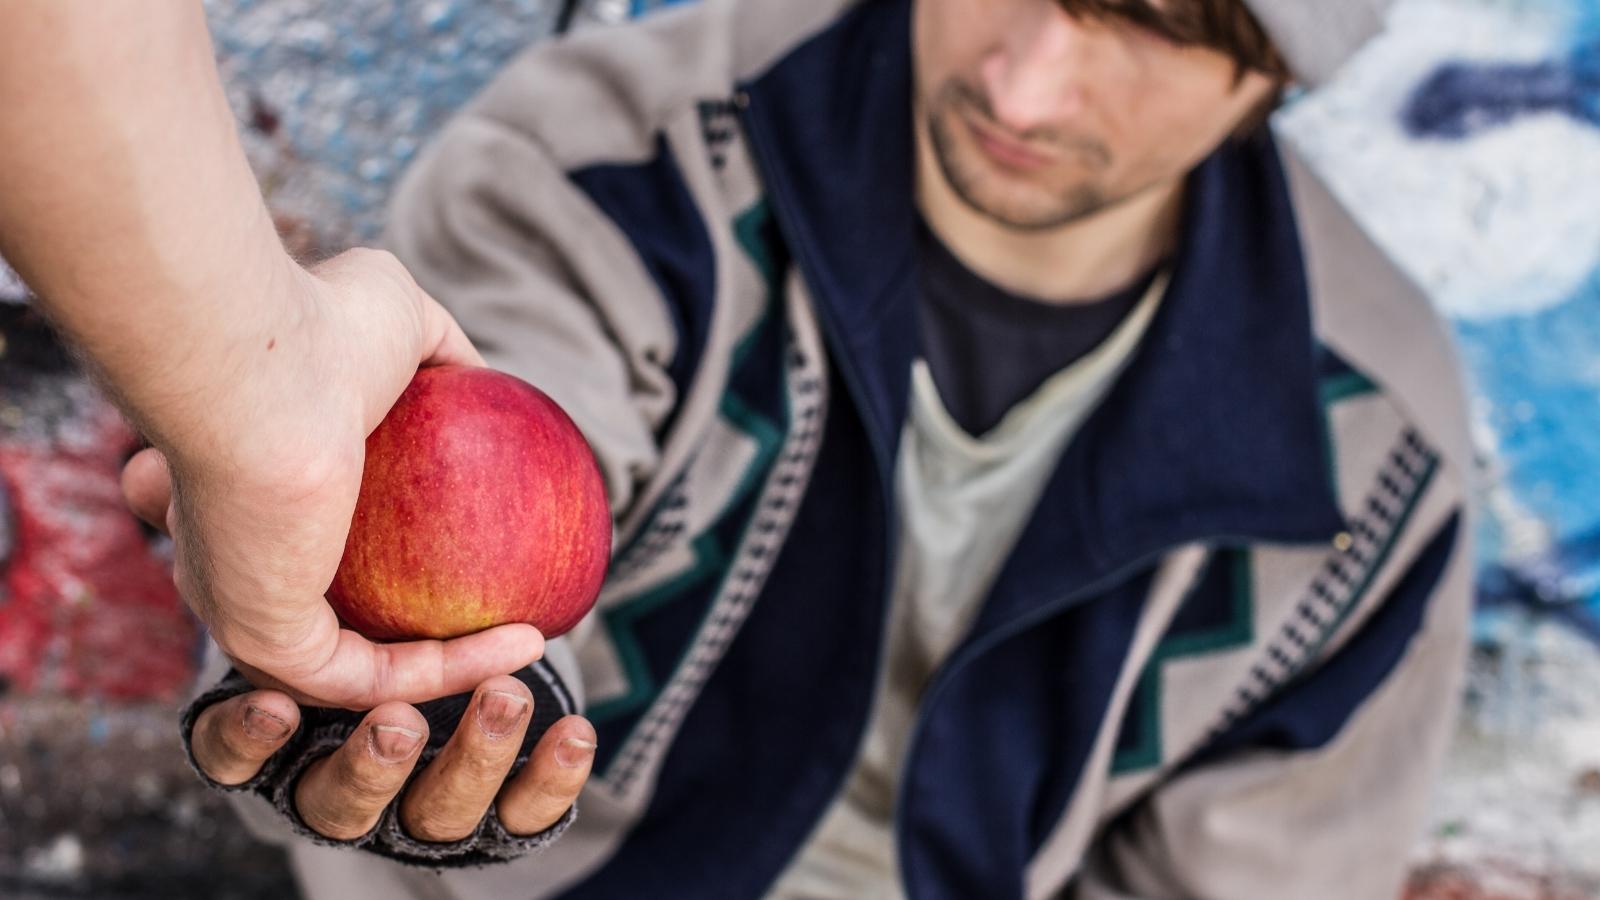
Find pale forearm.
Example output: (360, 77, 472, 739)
(0, 1, 296, 454)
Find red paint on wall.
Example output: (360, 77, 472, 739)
(0, 313, 196, 702)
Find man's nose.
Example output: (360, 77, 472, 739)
(979, 5, 1097, 134)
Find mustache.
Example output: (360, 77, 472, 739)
(944, 80, 1113, 170)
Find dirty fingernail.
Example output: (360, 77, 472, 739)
(242, 705, 292, 742)
(555, 738, 597, 769)
(370, 724, 423, 762)
(478, 690, 530, 738)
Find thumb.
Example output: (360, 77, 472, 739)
(121, 447, 174, 535)
(235, 601, 546, 709)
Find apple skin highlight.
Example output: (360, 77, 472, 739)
(328, 365, 612, 641)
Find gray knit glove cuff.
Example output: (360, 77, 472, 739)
(179, 659, 579, 868)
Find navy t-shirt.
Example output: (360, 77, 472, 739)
(916, 217, 1159, 436)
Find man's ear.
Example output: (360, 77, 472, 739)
(1229, 78, 1289, 142)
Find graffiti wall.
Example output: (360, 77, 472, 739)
(0, 0, 1595, 895)
(1278, 2, 1600, 891)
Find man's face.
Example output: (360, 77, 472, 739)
(914, 0, 1281, 230)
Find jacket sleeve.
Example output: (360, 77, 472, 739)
(389, 112, 682, 521)
(1072, 513, 1473, 900)
(178, 110, 683, 866)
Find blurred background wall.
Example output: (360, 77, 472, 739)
(0, 0, 1597, 896)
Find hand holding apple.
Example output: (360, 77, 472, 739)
(118, 250, 552, 711)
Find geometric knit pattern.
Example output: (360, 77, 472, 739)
(1200, 427, 1440, 745)
(591, 199, 829, 798)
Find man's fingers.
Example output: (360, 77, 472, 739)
(496, 715, 596, 836)
(311, 246, 482, 371)
(269, 620, 545, 710)
(399, 676, 533, 843)
(191, 689, 301, 786)
(120, 446, 173, 534)
(293, 703, 428, 841)
(418, 290, 485, 369)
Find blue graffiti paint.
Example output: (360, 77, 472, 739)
(1394, 4, 1600, 638)
(1455, 269, 1600, 630)
(1403, 39, 1600, 138)
(208, 0, 565, 239)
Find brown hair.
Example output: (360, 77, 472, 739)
(1057, 0, 1289, 135)
(1056, 0, 1290, 82)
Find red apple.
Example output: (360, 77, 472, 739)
(328, 365, 611, 641)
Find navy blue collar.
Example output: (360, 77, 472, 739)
(739, 0, 1345, 577)
(1059, 132, 1348, 566)
(738, 0, 919, 479)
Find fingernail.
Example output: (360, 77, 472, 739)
(555, 737, 597, 769)
(478, 690, 530, 738)
(370, 724, 423, 762)
(242, 705, 292, 742)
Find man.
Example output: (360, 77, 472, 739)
(183, 0, 1476, 897)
